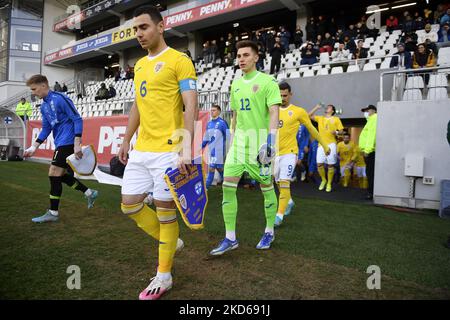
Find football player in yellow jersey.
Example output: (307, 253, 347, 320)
(309, 104, 344, 192)
(117, 5, 198, 300)
(274, 82, 330, 227)
(337, 132, 356, 188)
(353, 144, 368, 189)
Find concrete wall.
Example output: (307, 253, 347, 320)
(285, 69, 394, 119)
(0, 82, 28, 103)
(40, 0, 76, 85)
(374, 100, 450, 210)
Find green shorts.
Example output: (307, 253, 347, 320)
(224, 139, 273, 185)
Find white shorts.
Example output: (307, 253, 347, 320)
(274, 153, 297, 182)
(356, 166, 366, 178)
(121, 150, 178, 201)
(316, 143, 337, 165)
(340, 163, 353, 177)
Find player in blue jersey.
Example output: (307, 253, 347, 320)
(296, 124, 310, 182)
(202, 104, 230, 188)
(23, 74, 98, 223)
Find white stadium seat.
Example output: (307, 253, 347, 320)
(428, 74, 448, 88)
(330, 66, 343, 74)
(405, 76, 425, 89)
(346, 65, 360, 73)
(427, 88, 449, 100)
(302, 69, 315, 77)
(402, 89, 423, 101)
(363, 63, 377, 71)
(317, 68, 329, 75)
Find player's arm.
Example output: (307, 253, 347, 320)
(61, 95, 84, 159)
(308, 103, 322, 121)
(24, 110, 51, 158)
(267, 104, 279, 153)
(300, 111, 330, 155)
(118, 101, 139, 165)
(179, 89, 198, 174)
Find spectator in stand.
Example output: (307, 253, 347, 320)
(306, 17, 317, 42)
(342, 35, 356, 54)
(320, 32, 335, 55)
(314, 34, 323, 51)
(344, 24, 357, 40)
(95, 83, 110, 101)
(120, 67, 127, 80)
(202, 41, 210, 63)
(125, 64, 134, 80)
(15, 97, 32, 122)
(225, 33, 235, 58)
(403, 15, 415, 33)
(434, 4, 446, 24)
(54, 81, 62, 92)
(265, 30, 275, 53)
(355, 22, 367, 39)
(279, 26, 291, 52)
(209, 40, 218, 65)
(414, 15, 426, 31)
(390, 43, 413, 69)
(270, 37, 284, 74)
(335, 29, 344, 42)
(255, 32, 265, 51)
(300, 42, 318, 65)
(386, 15, 399, 32)
(256, 44, 266, 71)
(317, 16, 327, 37)
(404, 34, 418, 52)
(353, 40, 368, 60)
(62, 83, 68, 92)
(331, 42, 350, 63)
(413, 43, 437, 69)
(418, 24, 438, 43)
(221, 53, 233, 68)
(218, 36, 226, 62)
(438, 23, 450, 44)
(293, 27, 304, 49)
(329, 17, 338, 38)
(108, 85, 116, 99)
(440, 8, 450, 26)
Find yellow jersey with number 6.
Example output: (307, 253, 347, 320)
(133, 47, 197, 152)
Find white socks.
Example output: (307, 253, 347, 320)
(226, 231, 236, 241)
(49, 210, 59, 216)
(265, 227, 274, 235)
(157, 271, 172, 281)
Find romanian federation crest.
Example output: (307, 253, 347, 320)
(154, 62, 165, 73)
(252, 84, 260, 93)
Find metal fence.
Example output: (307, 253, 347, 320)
(380, 66, 450, 102)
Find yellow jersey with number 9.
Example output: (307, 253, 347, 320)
(133, 47, 197, 152)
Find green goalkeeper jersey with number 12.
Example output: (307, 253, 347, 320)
(229, 70, 281, 157)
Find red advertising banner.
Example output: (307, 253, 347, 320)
(26, 112, 211, 166)
(164, 0, 267, 28)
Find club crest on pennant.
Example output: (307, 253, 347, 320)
(179, 194, 187, 210)
(195, 182, 203, 196)
(154, 62, 165, 73)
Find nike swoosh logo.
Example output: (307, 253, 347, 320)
(265, 203, 275, 209)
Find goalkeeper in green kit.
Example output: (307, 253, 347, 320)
(210, 40, 281, 255)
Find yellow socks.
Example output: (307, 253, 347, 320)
(318, 166, 326, 183)
(122, 203, 160, 240)
(343, 168, 351, 187)
(156, 207, 179, 273)
(277, 180, 291, 217)
(327, 167, 335, 188)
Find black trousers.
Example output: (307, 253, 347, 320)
(365, 152, 375, 195)
(270, 58, 281, 74)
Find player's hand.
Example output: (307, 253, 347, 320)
(23, 146, 36, 158)
(118, 140, 130, 165)
(325, 147, 331, 155)
(74, 144, 83, 160)
(304, 146, 309, 153)
(177, 152, 191, 175)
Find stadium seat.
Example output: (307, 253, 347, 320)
(320, 52, 330, 64)
(427, 88, 449, 100)
(363, 63, 377, 71)
(317, 68, 329, 76)
(438, 47, 450, 66)
(405, 76, 425, 89)
(428, 74, 448, 88)
(287, 71, 300, 79)
(302, 69, 315, 77)
(330, 67, 343, 74)
(402, 89, 423, 101)
(346, 65, 360, 73)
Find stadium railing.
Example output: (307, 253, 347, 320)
(380, 66, 450, 102)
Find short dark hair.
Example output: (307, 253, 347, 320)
(133, 5, 163, 23)
(279, 82, 291, 92)
(26, 74, 49, 86)
(343, 131, 350, 137)
(211, 104, 221, 111)
(328, 104, 336, 115)
(236, 40, 258, 54)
